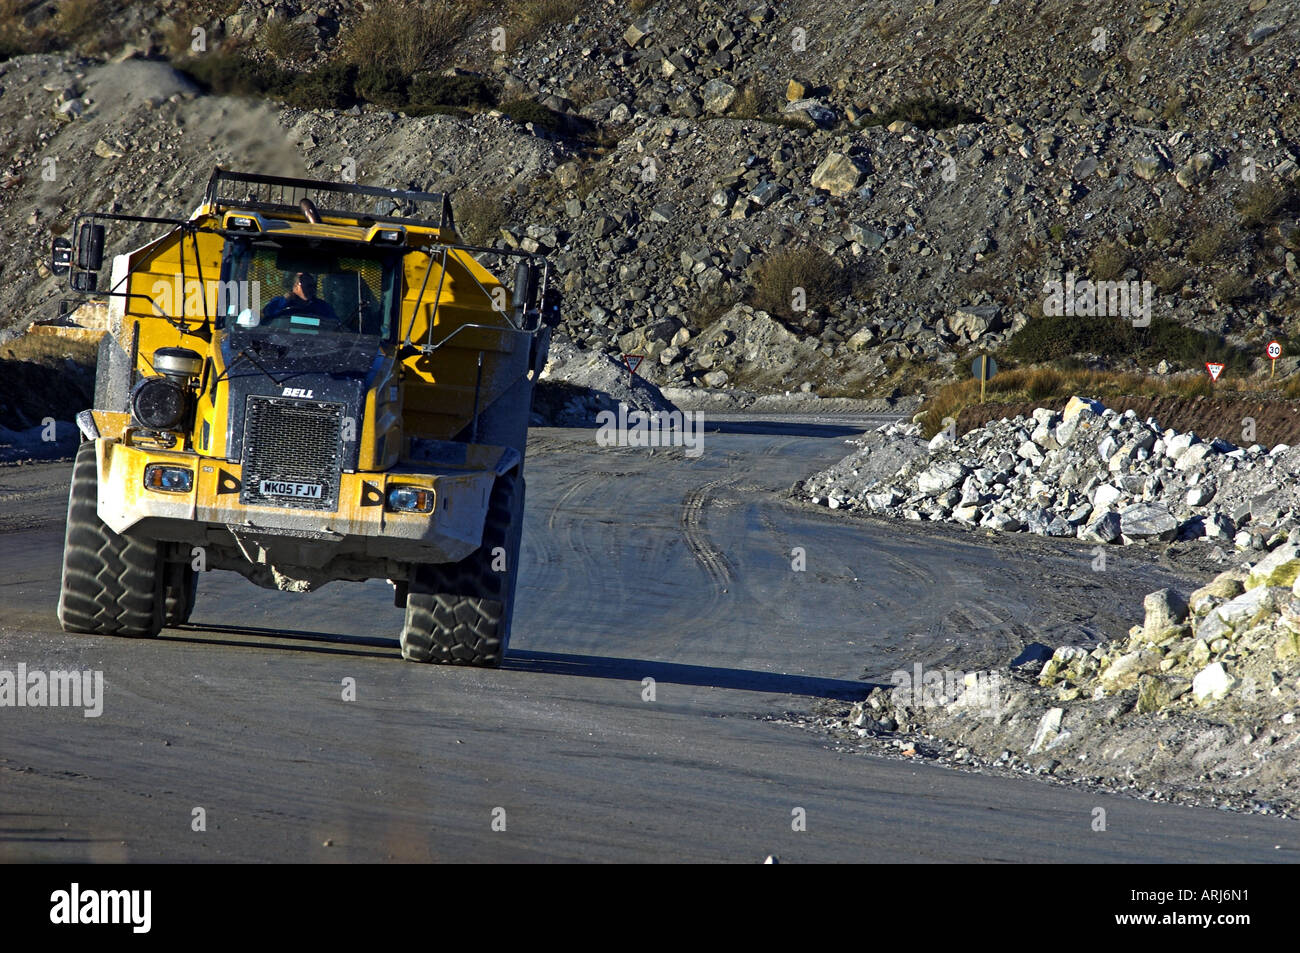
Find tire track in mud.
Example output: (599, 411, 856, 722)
(680, 480, 734, 591)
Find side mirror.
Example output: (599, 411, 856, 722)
(76, 222, 105, 271)
(71, 271, 98, 292)
(512, 260, 539, 324)
(51, 237, 72, 275)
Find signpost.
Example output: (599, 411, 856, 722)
(1267, 340, 1282, 379)
(971, 354, 997, 403)
(622, 353, 644, 386)
(1205, 361, 1225, 382)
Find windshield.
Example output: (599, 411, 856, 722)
(219, 239, 401, 340)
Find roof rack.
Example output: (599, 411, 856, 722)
(203, 167, 455, 232)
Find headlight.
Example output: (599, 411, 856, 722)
(387, 485, 434, 513)
(130, 377, 188, 431)
(143, 464, 193, 493)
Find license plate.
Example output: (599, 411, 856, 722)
(259, 480, 324, 500)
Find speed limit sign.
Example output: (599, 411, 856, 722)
(1267, 340, 1282, 360)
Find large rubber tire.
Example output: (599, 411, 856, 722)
(400, 471, 524, 667)
(164, 561, 199, 627)
(57, 442, 166, 638)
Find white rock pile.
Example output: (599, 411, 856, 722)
(805, 396, 1300, 549)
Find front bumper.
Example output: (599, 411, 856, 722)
(95, 439, 506, 564)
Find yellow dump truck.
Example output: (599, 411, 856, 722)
(53, 169, 555, 666)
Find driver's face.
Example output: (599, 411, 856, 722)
(292, 274, 316, 300)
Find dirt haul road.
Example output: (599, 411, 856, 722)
(1, 416, 1297, 862)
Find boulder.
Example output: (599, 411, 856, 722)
(1061, 396, 1105, 421)
(701, 79, 737, 114)
(1245, 543, 1300, 590)
(917, 461, 968, 495)
(810, 152, 868, 196)
(1142, 588, 1189, 641)
(1192, 662, 1236, 702)
(1119, 502, 1178, 541)
(1079, 510, 1122, 543)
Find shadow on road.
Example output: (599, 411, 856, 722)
(705, 419, 873, 439)
(162, 626, 875, 699)
(163, 622, 397, 659)
(506, 649, 875, 700)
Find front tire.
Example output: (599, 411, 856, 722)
(400, 472, 524, 667)
(57, 442, 166, 638)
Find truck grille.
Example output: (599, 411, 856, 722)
(240, 396, 345, 511)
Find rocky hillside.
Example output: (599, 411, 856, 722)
(2, 0, 1299, 397)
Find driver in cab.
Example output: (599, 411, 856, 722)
(262, 272, 338, 324)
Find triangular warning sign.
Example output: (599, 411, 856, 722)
(1205, 362, 1225, 381)
(622, 353, 644, 377)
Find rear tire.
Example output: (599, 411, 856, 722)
(57, 442, 166, 638)
(164, 561, 198, 627)
(400, 471, 524, 667)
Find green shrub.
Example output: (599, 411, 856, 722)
(866, 96, 983, 130)
(286, 63, 357, 110)
(1004, 313, 1248, 373)
(178, 53, 292, 98)
(499, 97, 566, 134)
(410, 74, 498, 109)
(1005, 314, 1132, 363)
(355, 64, 410, 108)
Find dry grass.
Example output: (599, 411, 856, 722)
(1147, 261, 1188, 294)
(1213, 272, 1252, 303)
(262, 18, 316, 61)
(1087, 239, 1130, 281)
(729, 84, 771, 120)
(1187, 223, 1236, 264)
(3, 332, 99, 368)
(917, 366, 1263, 438)
(509, 0, 581, 44)
(567, 74, 613, 107)
(1145, 212, 1176, 246)
(1178, 1, 1211, 38)
(875, 12, 908, 40)
(342, 0, 474, 74)
(690, 286, 741, 332)
(453, 191, 507, 246)
(1236, 182, 1288, 228)
(750, 246, 847, 321)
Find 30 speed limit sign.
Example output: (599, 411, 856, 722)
(1267, 340, 1282, 360)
